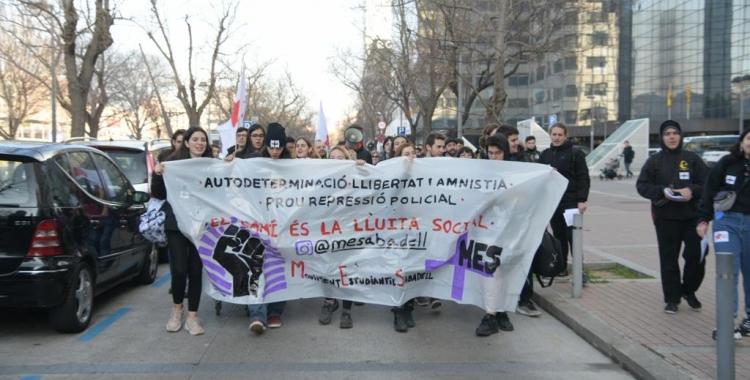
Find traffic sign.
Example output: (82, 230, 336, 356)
(397, 127, 406, 136)
(243, 121, 253, 128)
(378, 121, 387, 130)
(548, 114, 557, 126)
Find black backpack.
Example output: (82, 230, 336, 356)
(532, 230, 565, 287)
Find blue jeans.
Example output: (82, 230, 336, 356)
(714, 212, 750, 317)
(624, 162, 632, 176)
(248, 302, 286, 322)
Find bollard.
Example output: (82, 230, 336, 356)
(716, 251, 735, 380)
(571, 213, 583, 298)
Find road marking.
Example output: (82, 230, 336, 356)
(20, 376, 41, 380)
(78, 307, 130, 342)
(153, 273, 172, 288)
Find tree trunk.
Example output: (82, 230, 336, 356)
(486, 1, 508, 124)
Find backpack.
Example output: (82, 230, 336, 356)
(139, 199, 167, 245)
(531, 230, 565, 287)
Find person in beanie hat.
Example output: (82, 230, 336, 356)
(261, 122, 292, 159)
(343, 124, 373, 164)
(636, 120, 709, 314)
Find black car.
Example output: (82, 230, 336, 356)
(0, 142, 155, 333)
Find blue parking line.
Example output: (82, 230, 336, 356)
(153, 273, 172, 288)
(20, 375, 41, 380)
(78, 307, 130, 342)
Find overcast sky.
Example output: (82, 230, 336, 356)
(112, 1, 367, 133)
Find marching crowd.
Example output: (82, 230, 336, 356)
(148, 119, 750, 339)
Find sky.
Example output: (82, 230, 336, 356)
(111, 1, 369, 134)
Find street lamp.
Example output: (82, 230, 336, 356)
(733, 75, 750, 134)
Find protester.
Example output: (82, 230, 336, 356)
(158, 129, 185, 163)
(393, 136, 409, 154)
(314, 140, 328, 159)
(697, 128, 750, 330)
(391, 141, 418, 332)
(476, 123, 500, 159)
(622, 140, 635, 178)
(497, 125, 529, 162)
(538, 123, 591, 280)
(456, 140, 464, 150)
(380, 136, 394, 161)
(328, 146, 350, 160)
(424, 133, 446, 158)
(636, 120, 708, 314)
(525, 136, 540, 163)
(248, 123, 292, 334)
(286, 136, 296, 154)
(445, 138, 458, 157)
(244, 124, 266, 158)
(225, 127, 249, 160)
(295, 137, 320, 159)
(152, 126, 213, 336)
(457, 147, 474, 159)
(344, 125, 373, 164)
(476, 135, 515, 336)
(211, 144, 221, 159)
(371, 151, 380, 164)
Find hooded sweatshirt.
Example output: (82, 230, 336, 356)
(539, 139, 590, 208)
(636, 120, 708, 220)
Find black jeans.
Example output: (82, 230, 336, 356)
(654, 218, 706, 304)
(520, 273, 533, 304)
(550, 207, 574, 271)
(167, 231, 203, 312)
(325, 298, 353, 310)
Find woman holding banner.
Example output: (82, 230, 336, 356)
(153, 126, 214, 336)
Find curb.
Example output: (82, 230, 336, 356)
(533, 286, 697, 380)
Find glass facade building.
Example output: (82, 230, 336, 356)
(632, 0, 750, 128)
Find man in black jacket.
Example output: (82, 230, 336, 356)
(539, 123, 590, 278)
(344, 125, 373, 164)
(622, 141, 635, 178)
(636, 120, 709, 314)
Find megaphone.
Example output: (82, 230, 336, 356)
(344, 125, 364, 145)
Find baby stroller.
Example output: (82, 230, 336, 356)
(599, 156, 624, 180)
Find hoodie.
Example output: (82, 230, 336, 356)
(636, 120, 708, 220)
(538, 139, 590, 208)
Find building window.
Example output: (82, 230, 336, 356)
(588, 12, 607, 23)
(508, 74, 529, 86)
(565, 84, 578, 97)
(590, 31, 608, 46)
(553, 87, 563, 101)
(507, 98, 530, 108)
(564, 110, 578, 124)
(564, 11, 578, 25)
(563, 34, 578, 50)
(580, 108, 591, 121)
(564, 56, 577, 70)
(586, 56, 606, 68)
(553, 59, 563, 73)
(536, 66, 546, 81)
(584, 83, 607, 96)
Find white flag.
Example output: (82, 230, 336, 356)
(217, 66, 247, 155)
(314, 101, 329, 149)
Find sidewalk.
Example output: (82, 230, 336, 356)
(533, 180, 748, 380)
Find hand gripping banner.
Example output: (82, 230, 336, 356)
(163, 157, 567, 312)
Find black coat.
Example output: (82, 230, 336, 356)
(636, 149, 708, 220)
(622, 146, 635, 163)
(356, 147, 373, 164)
(698, 154, 750, 222)
(539, 140, 591, 208)
(150, 169, 179, 232)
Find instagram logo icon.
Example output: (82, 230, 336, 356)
(295, 240, 314, 255)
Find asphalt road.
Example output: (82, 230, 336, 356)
(0, 178, 640, 380)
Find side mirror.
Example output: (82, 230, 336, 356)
(132, 191, 150, 204)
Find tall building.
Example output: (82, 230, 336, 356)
(631, 0, 750, 135)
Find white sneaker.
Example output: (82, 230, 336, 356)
(166, 307, 184, 332)
(185, 316, 204, 336)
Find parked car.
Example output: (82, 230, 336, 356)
(0, 142, 154, 333)
(648, 148, 661, 156)
(64, 138, 172, 263)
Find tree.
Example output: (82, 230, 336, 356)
(145, 0, 239, 128)
(0, 9, 47, 140)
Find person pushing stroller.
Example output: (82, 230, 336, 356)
(600, 156, 623, 180)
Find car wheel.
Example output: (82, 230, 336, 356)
(136, 244, 158, 285)
(50, 263, 94, 333)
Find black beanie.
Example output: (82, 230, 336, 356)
(265, 123, 286, 149)
(659, 120, 682, 136)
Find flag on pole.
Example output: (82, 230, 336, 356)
(667, 83, 673, 120)
(217, 66, 247, 156)
(686, 85, 691, 119)
(314, 101, 329, 150)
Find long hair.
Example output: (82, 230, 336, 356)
(382, 136, 394, 158)
(170, 129, 186, 153)
(242, 124, 265, 156)
(167, 127, 213, 161)
(727, 128, 750, 165)
(295, 137, 320, 159)
(328, 146, 351, 160)
(395, 142, 415, 157)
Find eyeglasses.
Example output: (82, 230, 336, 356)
(250, 134, 265, 138)
(236, 134, 248, 138)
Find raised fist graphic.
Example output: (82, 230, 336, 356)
(213, 225, 265, 297)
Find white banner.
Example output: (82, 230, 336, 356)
(163, 158, 567, 312)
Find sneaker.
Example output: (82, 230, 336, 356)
(740, 316, 750, 336)
(496, 312, 514, 331)
(319, 300, 339, 325)
(476, 314, 499, 337)
(268, 315, 282, 328)
(683, 293, 702, 310)
(166, 307, 184, 332)
(340, 309, 353, 329)
(392, 308, 408, 332)
(185, 316, 204, 336)
(557, 270, 569, 277)
(415, 297, 429, 307)
(249, 318, 266, 334)
(664, 303, 678, 314)
(517, 301, 542, 317)
(430, 298, 443, 310)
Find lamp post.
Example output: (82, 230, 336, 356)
(733, 75, 750, 134)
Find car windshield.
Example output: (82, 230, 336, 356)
(0, 157, 39, 207)
(100, 149, 148, 185)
